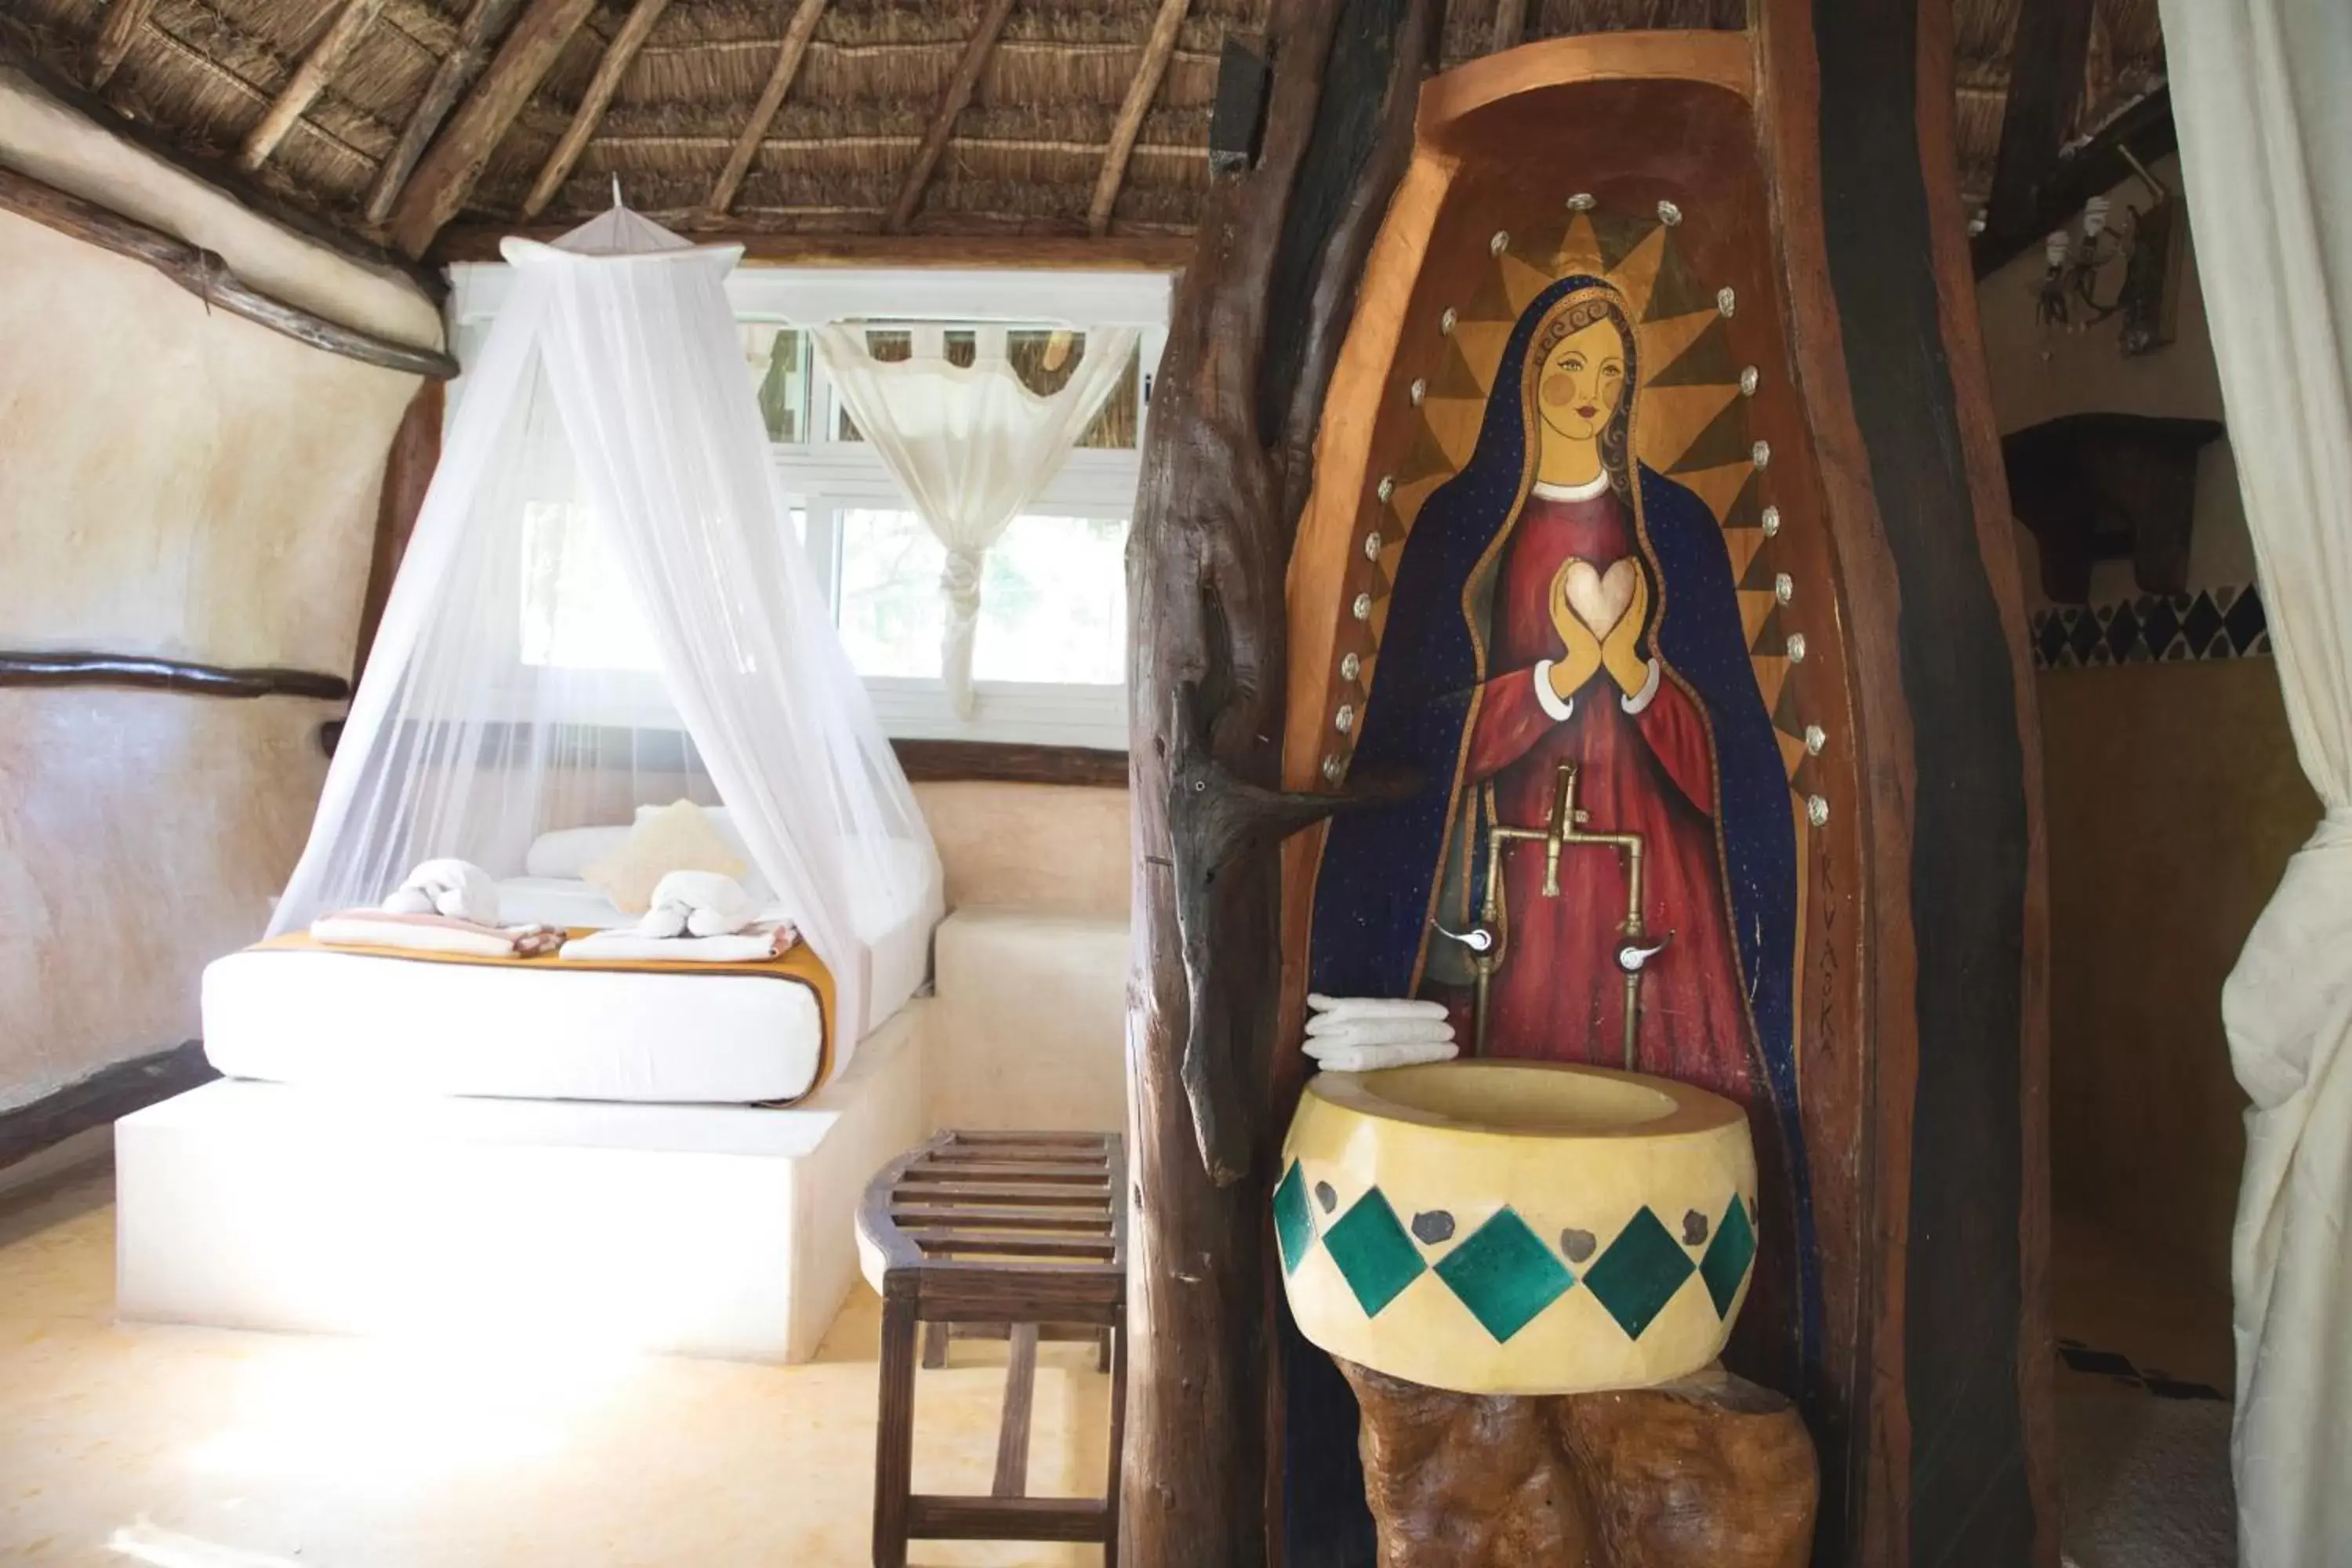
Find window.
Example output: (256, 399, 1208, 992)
(444, 263, 1169, 748)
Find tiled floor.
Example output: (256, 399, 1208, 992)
(0, 1160, 1113, 1567)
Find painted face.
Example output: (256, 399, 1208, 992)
(1536, 314, 1628, 445)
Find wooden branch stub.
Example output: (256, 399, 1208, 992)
(1338, 1358, 1819, 1566)
(85, 0, 156, 89)
(387, 0, 597, 257)
(364, 0, 528, 227)
(1087, 0, 1191, 236)
(1166, 662, 1420, 1185)
(699, 0, 829, 223)
(884, 0, 1016, 234)
(0, 164, 456, 379)
(1206, 37, 1271, 176)
(520, 0, 673, 219)
(238, 0, 388, 172)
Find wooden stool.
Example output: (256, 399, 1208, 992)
(857, 1130, 1127, 1567)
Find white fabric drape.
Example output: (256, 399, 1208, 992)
(815, 323, 1138, 717)
(273, 204, 939, 1043)
(2155, 2, 2352, 1561)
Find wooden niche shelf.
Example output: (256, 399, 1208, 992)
(2002, 412, 2226, 603)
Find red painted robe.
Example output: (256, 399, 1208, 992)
(1454, 475, 1755, 1101)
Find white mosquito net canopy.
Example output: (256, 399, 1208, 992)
(273, 201, 940, 1039)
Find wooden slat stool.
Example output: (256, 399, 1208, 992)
(858, 1130, 1127, 1568)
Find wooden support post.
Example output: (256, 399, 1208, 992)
(1122, 0, 1441, 1562)
(1982, 0, 2096, 238)
(238, 0, 388, 171)
(699, 0, 828, 223)
(1087, 0, 1190, 236)
(519, 0, 673, 219)
(1752, 0, 2056, 1559)
(353, 379, 445, 685)
(364, 0, 527, 227)
(387, 0, 597, 257)
(883, 0, 1016, 234)
(1488, 0, 1526, 55)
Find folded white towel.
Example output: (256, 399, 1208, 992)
(637, 870, 762, 938)
(560, 924, 798, 964)
(1306, 993, 1450, 1022)
(313, 912, 558, 959)
(381, 858, 500, 925)
(1305, 1018, 1457, 1051)
(1305, 1010, 1459, 1041)
(1310, 1040, 1460, 1073)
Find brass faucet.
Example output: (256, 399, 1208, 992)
(1456, 762, 1663, 1069)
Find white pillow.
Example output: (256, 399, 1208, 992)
(635, 803, 771, 900)
(524, 825, 633, 880)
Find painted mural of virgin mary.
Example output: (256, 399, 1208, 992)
(1311, 273, 1802, 1155)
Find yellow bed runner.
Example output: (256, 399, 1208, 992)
(247, 929, 837, 1098)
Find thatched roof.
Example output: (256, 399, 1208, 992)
(0, 0, 2163, 261)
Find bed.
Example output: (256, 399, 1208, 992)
(202, 837, 939, 1106)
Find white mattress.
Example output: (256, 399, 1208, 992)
(203, 890, 936, 1105)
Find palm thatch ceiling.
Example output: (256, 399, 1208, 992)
(0, 0, 2163, 265)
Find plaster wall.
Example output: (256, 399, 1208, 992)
(0, 207, 422, 1112)
(1976, 154, 2301, 1296)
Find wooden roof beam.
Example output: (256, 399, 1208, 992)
(1981, 0, 2095, 238)
(1086, 0, 1189, 237)
(85, 0, 156, 89)
(884, 0, 1017, 234)
(519, 0, 673, 219)
(238, 0, 389, 171)
(699, 0, 829, 223)
(387, 0, 596, 258)
(364, 0, 526, 226)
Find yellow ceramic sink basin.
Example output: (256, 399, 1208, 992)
(1276, 1059, 1757, 1396)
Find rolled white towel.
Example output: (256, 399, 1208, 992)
(1306, 993, 1450, 1022)
(561, 924, 797, 964)
(1310, 1040, 1460, 1073)
(637, 871, 761, 938)
(382, 858, 499, 925)
(1305, 1018, 1457, 1052)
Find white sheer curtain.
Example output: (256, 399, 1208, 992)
(274, 203, 938, 1041)
(2157, 2, 2352, 1561)
(815, 322, 1139, 716)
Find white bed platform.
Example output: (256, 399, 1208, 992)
(115, 1004, 925, 1364)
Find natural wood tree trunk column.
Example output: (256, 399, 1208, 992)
(1338, 1360, 1818, 1567)
(1120, 1, 1442, 1563)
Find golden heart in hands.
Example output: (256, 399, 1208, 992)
(1560, 557, 1642, 641)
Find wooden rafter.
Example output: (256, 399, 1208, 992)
(1983, 0, 2095, 236)
(238, 0, 389, 171)
(1085, 0, 1189, 237)
(84, 0, 156, 89)
(699, 0, 829, 223)
(1489, 0, 1528, 53)
(884, 0, 1017, 234)
(363, 0, 526, 226)
(519, 0, 673, 219)
(0, 162, 455, 376)
(386, 0, 596, 257)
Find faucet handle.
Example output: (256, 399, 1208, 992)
(1616, 931, 1672, 974)
(1436, 923, 1497, 955)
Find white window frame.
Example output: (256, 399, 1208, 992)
(445, 263, 1172, 750)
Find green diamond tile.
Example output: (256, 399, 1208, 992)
(1432, 1207, 1573, 1342)
(1581, 1207, 1697, 1340)
(1321, 1189, 1426, 1318)
(1699, 1195, 1757, 1318)
(1274, 1161, 1317, 1276)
